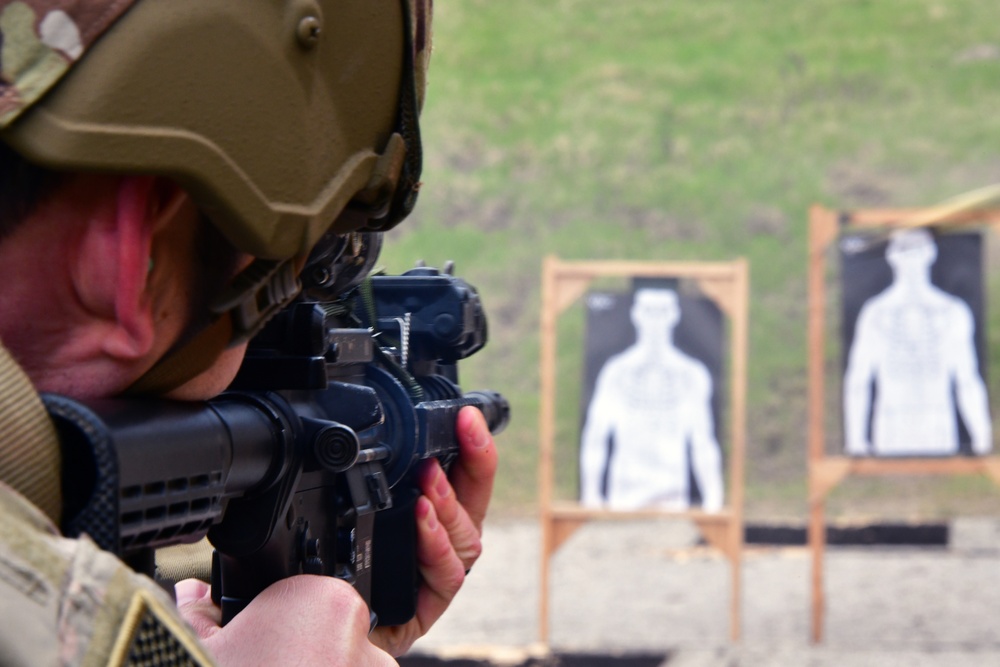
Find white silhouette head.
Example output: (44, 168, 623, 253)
(886, 228, 937, 277)
(631, 288, 680, 340)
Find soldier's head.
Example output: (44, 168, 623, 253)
(886, 228, 937, 277)
(0, 0, 432, 397)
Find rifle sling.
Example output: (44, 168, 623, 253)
(0, 341, 62, 525)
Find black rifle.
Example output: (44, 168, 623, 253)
(45, 232, 509, 627)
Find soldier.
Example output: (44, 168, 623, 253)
(0, 1, 497, 665)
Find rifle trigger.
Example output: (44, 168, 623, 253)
(366, 470, 392, 510)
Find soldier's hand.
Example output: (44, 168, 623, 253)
(370, 405, 499, 656)
(176, 577, 395, 666)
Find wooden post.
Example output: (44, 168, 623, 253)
(728, 258, 749, 641)
(807, 204, 838, 643)
(538, 255, 559, 644)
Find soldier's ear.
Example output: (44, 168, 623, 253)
(73, 176, 180, 361)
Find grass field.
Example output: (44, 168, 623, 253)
(377, 0, 1000, 520)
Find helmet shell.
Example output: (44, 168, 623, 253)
(1, 0, 420, 260)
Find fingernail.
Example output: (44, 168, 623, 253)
(419, 498, 438, 531)
(434, 467, 451, 499)
(468, 420, 491, 450)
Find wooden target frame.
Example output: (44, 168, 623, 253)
(538, 256, 748, 644)
(807, 204, 1000, 643)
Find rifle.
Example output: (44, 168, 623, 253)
(44, 231, 509, 627)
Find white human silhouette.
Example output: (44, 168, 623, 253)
(579, 288, 724, 511)
(843, 229, 992, 456)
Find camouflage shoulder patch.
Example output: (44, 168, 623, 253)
(108, 588, 215, 667)
(0, 0, 136, 127)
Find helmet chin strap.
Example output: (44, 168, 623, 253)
(123, 313, 236, 396)
(125, 257, 304, 396)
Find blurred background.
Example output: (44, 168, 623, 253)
(377, 0, 1000, 524)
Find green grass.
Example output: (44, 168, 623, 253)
(378, 0, 1000, 520)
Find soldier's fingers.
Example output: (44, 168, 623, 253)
(175, 579, 222, 639)
(372, 496, 466, 656)
(447, 406, 498, 533)
(419, 458, 483, 570)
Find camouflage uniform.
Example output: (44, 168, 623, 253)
(0, 0, 134, 126)
(0, 483, 216, 666)
(0, 340, 216, 666)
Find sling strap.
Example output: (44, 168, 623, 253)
(0, 341, 61, 524)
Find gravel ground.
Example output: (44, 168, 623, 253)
(403, 516, 1000, 666)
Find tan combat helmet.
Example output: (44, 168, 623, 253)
(0, 0, 432, 391)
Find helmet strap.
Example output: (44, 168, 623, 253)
(125, 257, 304, 396)
(123, 313, 234, 396)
